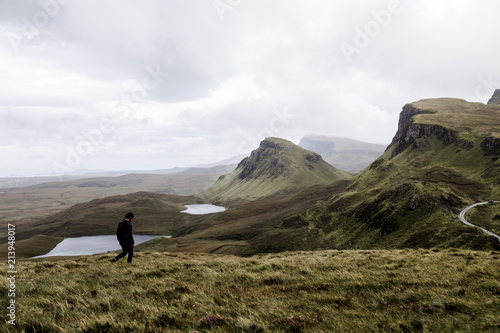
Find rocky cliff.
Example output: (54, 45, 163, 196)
(481, 136, 500, 155)
(202, 137, 352, 204)
(295, 95, 500, 251)
(487, 89, 500, 105)
(388, 103, 460, 158)
(387, 98, 500, 158)
(237, 139, 299, 180)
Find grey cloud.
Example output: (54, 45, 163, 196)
(1, 0, 500, 175)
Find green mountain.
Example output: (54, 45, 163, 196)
(296, 97, 500, 250)
(298, 135, 386, 173)
(202, 137, 352, 204)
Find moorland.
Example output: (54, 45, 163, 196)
(1, 95, 500, 331)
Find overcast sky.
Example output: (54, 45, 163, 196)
(1, 0, 499, 176)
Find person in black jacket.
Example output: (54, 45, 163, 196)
(111, 212, 135, 263)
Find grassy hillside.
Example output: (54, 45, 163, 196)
(203, 137, 352, 205)
(298, 135, 386, 173)
(2, 181, 353, 258)
(410, 98, 500, 133)
(2, 249, 499, 332)
(291, 98, 500, 250)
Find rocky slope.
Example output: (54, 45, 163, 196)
(295, 97, 500, 250)
(202, 137, 352, 204)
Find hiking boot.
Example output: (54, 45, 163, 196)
(110, 258, 117, 262)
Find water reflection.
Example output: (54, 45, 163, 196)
(33, 234, 169, 258)
(181, 204, 226, 215)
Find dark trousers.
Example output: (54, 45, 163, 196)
(114, 243, 134, 263)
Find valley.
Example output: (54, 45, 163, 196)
(1, 94, 500, 332)
(0, 165, 232, 233)
(2, 96, 500, 259)
(3, 1, 500, 331)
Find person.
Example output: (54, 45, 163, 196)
(111, 212, 135, 263)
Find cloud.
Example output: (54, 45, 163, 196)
(0, 0, 499, 175)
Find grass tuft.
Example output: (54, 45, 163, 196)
(2, 249, 499, 332)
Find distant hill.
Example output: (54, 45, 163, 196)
(0, 165, 234, 234)
(202, 137, 352, 204)
(298, 135, 386, 173)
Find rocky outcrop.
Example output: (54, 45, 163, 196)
(203, 137, 352, 203)
(237, 139, 291, 180)
(259, 139, 287, 151)
(388, 104, 473, 158)
(237, 156, 288, 180)
(390, 123, 461, 158)
(305, 153, 323, 162)
(481, 136, 500, 155)
(390, 104, 436, 145)
(487, 89, 500, 105)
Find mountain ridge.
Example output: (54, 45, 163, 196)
(3, 93, 500, 258)
(202, 137, 352, 204)
(296, 97, 500, 250)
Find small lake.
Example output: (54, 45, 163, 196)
(181, 204, 226, 215)
(32, 204, 225, 258)
(32, 234, 170, 258)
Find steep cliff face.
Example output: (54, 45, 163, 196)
(386, 99, 500, 158)
(389, 104, 436, 145)
(487, 89, 500, 105)
(388, 104, 459, 158)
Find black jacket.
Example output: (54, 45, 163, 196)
(117, 219, 135, 245)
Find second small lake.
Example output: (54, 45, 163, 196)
(181, 204, 226, 215)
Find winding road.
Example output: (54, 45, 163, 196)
(458, 201, 500, 242)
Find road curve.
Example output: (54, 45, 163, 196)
(458, 201, 500, 242)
